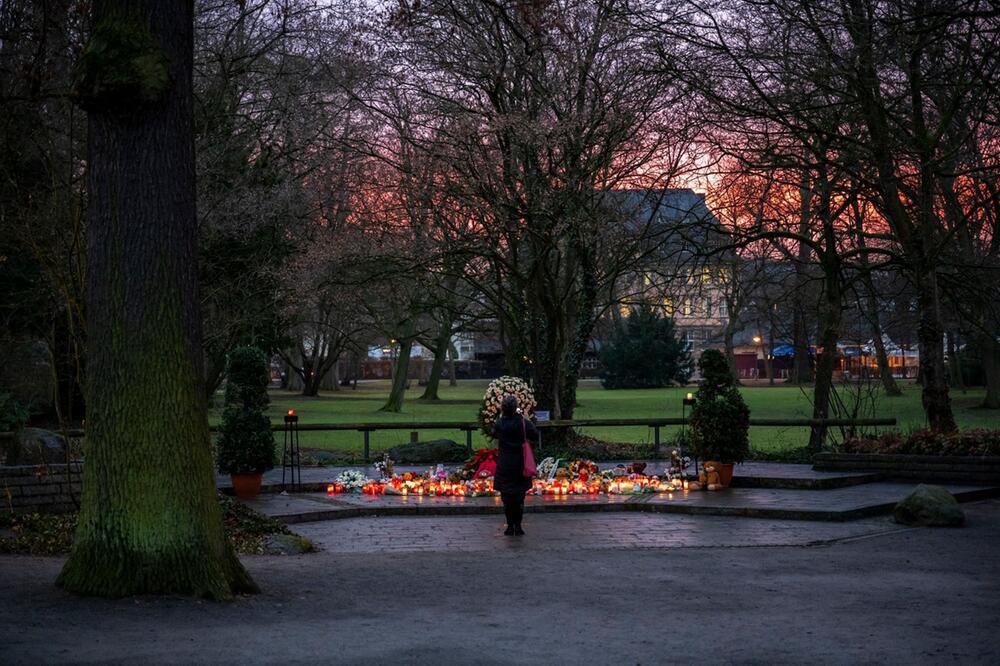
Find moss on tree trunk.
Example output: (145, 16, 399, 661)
(57, 0, 256, 599)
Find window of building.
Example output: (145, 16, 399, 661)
(718, 300, 729, 317)
(681, 298, 692, 316)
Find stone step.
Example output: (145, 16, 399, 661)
(245, 482, 1000, 525)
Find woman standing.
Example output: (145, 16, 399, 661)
(492, 395, 538, 536)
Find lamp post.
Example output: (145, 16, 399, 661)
(282, 408, 300, 491)
(682, 391, 696, 473)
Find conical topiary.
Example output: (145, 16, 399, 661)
(216, 346, 276, 474)
(690, 349, 750, 463)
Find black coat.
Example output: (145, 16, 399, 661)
(492, 415, 539, 495)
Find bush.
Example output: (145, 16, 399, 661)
(600, 306, 693, 389)
(0, 393, 29, 464)
(690, 349, 750, 463)
(0, 392, 28, 432)
(841, 428, 1000, 457)
(216, 346, 276, 474)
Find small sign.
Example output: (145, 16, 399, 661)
(535, 411, 550, 422)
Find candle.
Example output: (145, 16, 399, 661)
(288, 409, 296, 417)
(686, 392, 693, 400)
(326, 484, 334, 496)
(683, 480, 689, 490)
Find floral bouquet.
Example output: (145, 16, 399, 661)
(478, 376, 537, 439)
(464, 448, 498, 471)
(336, 469, 369, 492)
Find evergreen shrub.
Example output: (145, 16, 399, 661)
(600, 306, 693, 389)
(690, 349, 750, 463)
(216, 347, 276, 474)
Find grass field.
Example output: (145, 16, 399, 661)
(209, 379, 997, 456)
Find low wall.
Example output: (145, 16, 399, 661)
(1, 463, 82, 514)
(813, 453, 1000, 484)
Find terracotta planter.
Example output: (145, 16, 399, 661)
(717, 463, 735, 488)
(231, 472, 263, 499)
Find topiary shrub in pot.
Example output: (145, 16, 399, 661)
(690, 349, 750, 486)
(0, 392, 30, 464)
(216, 347, 276, 499)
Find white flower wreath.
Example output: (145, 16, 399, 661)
(478, 375, 537, 438)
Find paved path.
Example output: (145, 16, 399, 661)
(293, 512, 906, 554)
(2, 501, 999, 664)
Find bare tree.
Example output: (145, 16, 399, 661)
(381, 0, 696, 430)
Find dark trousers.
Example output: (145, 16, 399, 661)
(501, 492, 525, 527)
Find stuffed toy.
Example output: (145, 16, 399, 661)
(697, 460, 725, 491)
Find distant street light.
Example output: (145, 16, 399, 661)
(752, 335, 764, 380)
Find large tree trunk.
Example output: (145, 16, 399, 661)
(419, 324, 451, 401)
(381, 338, 413, 412)
(723, 320, 739, 384)
(947, 331, 964, 391)
(914, 268, 957, 431)
(58, 0, 255, 599)
(861, 278, 901, 397)
(447, 343, 458, 386)
(980, 334, 1000, 409)
(808, 258, 843, 453)
(870, 329, 900, 396)
(791, 306, 812, 384)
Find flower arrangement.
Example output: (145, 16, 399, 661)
(478, 376, 537, 438)
(464, 448, 498, 472)
(336, 469, 369, 492)
(535, 456, 558, 479)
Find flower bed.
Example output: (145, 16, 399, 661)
(840, 429, 1000, 457)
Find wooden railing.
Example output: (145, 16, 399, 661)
(1, 417, 897, 460)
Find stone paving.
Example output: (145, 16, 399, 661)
(4, 501, 999, 663)
(293, 512, 908, 554)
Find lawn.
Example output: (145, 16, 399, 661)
(209, 379, 997, 456)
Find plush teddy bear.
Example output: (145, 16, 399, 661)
(698, 461, 725, 491)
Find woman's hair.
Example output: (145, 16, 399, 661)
(501, 394, 518, 417)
